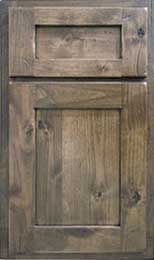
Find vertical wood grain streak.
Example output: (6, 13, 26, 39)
(0, 1, 9, 257)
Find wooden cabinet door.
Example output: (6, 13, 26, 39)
(9, 82, 147, 257)
(9, 7, 147, 77)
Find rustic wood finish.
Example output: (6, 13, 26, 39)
(9, 7, 34, 76)
(36, 109, 120, 226)
(36, 26, 121, 60)
(9, 82, 147, 255)
(0, 0, 9, 258)
(9, 7, 147, 77)
(0, 1, 153, 259)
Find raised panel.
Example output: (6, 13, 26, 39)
(9, 7, 147, 77)
(36, 109, 120, 225)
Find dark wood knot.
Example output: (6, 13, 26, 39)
(25, 124, 33, 137)
(97, 64, 108, 72)
(94, 191, 104, 200)
(127, 190, 141, 207)
(137, 28, 145, 38)
(131, 190, 141, 205)
(38, 120, 45, 130)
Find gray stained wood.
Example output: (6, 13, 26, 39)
(14, 0, 149, 8)
(9, 7, 147, 77)
(36, 109, 120, 225)
(9, 82, 147, 255)
(147, 1, 154, 258)
(0, 0, 154, 259)
(36, 26, 121, 60)
(0, 0, 9, 258)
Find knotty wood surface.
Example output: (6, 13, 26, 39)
(9, 82, 147, 255)
(36, 109, 120, 226)
(0, 0, 153, 259)
(9, 7, 147, 77)
(36, 26, 121, 60)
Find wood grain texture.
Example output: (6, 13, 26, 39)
(32, 83, 123, 109)
(15, 0, 149, 8)
(0, 0, 152, 259)
(32, 226, 121, 253)
(34, 60, 122, 78)
(9, 82, 147, 256)
(36, 109, 120, 226)
(9, 85, 36, 255)
(9, 82, 122, 255)
(122, 8, 148, 76)
(36, 110, 63, 225)
(9, 7, 35, 76)
(36, 26, 121, 60)
(146, 0, 154, 258)
(9, 7, 147, 77)
(0, 0, 9, 257)
(34, 7, 122, 25)
(121, 83, 147, 252)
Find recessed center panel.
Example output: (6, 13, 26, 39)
(35, 109, 120, 226)
(36, 26, 121, 60)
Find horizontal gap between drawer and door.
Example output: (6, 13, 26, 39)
(9, 77, 146, 83)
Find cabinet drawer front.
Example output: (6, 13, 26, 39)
(9, 7, 147, 77)
(9, 82, 147, 256)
